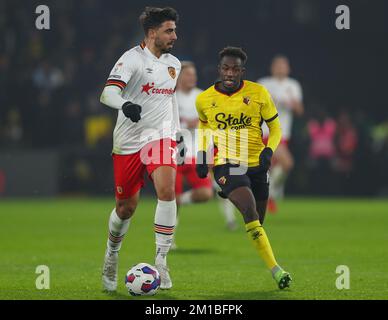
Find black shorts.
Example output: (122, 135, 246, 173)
(213, 163, 270, 201)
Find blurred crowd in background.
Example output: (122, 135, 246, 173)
(1, 0, 387, 196)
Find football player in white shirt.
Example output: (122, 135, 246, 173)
(175, 61, 213, 206)
(99, 7, 183, 291)
(171, 62, 214, 249)
(258, 55, 304, 212)
(175, 63, 237, 230)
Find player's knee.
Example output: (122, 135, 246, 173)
(192, 187, 213, 202)
(157, 186, 176, 201)
(201, 187, 214, 201)
(116, 201, 136, 219)
(238, 202, 257, 219)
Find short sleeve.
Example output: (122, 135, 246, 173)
(105, 51, 137, 90)
(195, 94, 208, 123)
(261, 87, 279, 123)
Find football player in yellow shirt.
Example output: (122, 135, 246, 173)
(195, 47, 291, 289)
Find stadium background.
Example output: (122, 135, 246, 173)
(1, 0, 387, 198)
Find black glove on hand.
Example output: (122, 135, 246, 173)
(196, 151, 209, 178)
(122, 101, 142, 122)
(176, 133, 186, 165)
(258, 147, 273, 172)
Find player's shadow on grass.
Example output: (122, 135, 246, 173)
(198, 289, 292, 300)
(170, 248, 217, 255)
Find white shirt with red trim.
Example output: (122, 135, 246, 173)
(176, 87, 202, 158)
(105, 45, 181, 154)
(257, 77, 303, 140)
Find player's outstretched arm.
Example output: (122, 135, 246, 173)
(257, 117, 282, 172)
(260, 87, 282, 154)
(100, 85, 127, 110)
(100, 86, 142, 123)
(195, 94, 212, 178)
(265, 116, 282, 152)
(195, 119, 213, 178)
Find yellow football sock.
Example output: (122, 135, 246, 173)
(245, 220, 278, 270)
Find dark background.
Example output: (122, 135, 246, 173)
(1, 0, 387, 197)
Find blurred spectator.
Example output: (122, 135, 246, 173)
(32, 61, 65, 91)
(84, 92, 113, 149)
(306, 108, 337, 194)
(371, 121, 388, 196)
(1, 109, 23, 147)
(371, 121, 388, 154)
(307, 109, 336, 161)
(334, 111, 358, 173)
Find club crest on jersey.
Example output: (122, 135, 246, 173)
(243, 96, 251, 105)
(168, 67, 176, 79)
(218, 176, 227, 185)
(113, 62, 123, 73)
(117, 186, 123, 194)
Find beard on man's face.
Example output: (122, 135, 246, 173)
(161, 47, 172, 54)
(155, 38, 174, 53)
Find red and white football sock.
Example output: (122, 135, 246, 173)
(154, 199, 177, 266)
(107, 209, 130, 252)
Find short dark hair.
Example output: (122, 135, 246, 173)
(272, 54, 289, 63)
(139, 7, 179, 35)
(219, 47, 248, 65)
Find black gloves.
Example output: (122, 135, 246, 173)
(122, 101, 142, 122)
(176, 133, 186, 165)
(196, 151, 209, 178)
(258, 147, 273, 172)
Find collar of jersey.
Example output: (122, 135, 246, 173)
(214, 80, 245, 97)
(143, 45, 165, 61)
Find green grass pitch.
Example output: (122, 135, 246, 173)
(0, 197, 387, 300)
